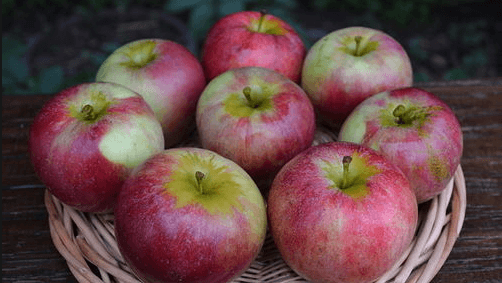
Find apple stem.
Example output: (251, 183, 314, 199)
(393, 104, 431, 125)
(341, 156, 352, 189)
(258, 10, 267, 32)
(354, 36, 363, 56)
(243, 86, 259, 108)
(195, 171, 205, 195)
(81, 104, 97, 121)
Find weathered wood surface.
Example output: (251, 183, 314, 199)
(2, 78, 501, 283)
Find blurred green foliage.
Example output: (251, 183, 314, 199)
(2, 36, 64, 94)
(2, 0, 492, 94)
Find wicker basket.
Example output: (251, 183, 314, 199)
(44, 126, 467, 283)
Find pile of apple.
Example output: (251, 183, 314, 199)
(29, 10, 463, 283)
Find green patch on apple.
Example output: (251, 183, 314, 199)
(338, 35, 380, 57)
(223, 84, 276, 117)
(69, 90, 112, 124)
(379, 101, 443, 135)
(118, 40, 158, 69)
(165, 151, 248, 215)
(247, 11, 287, 36)
(320, 153, 382, 199)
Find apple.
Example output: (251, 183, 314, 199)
(201, 10, 306, 84)
(114, 147, 267, 283)
(28, 82, 164, 213)
(96, 38, 206, 147)
(268, 141, 418, 283)
(301, 26, 413, 126)
(338, 87, 463, 203)
(196, 66, 316, 183)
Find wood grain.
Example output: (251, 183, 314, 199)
(2, 79, 501, 283)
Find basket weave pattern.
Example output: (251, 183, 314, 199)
(44, 126, 467, 283)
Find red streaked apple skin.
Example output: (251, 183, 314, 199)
(28, 82, 164, 213)
(114, 148, 267, 283)
(96, 39, 206, 147)
(301, 26, 413, 126)
(339, 87, 463, 203)
(201, 11, 306, 83)
(196, 67, 316, 181)
(268, 142, 418, 283)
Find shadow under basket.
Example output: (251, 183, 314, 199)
(44, 126, 467, 283)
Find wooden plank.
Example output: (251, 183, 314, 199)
(2, 79, 501, 283)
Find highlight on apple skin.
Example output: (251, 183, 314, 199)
(338, 87, 463, 203)
(302, 26, 413, 126)
(201, 10, 306, 84)
(114, 147, 267, 283)
(268, 141, 418, 283)
(96, 38, 206, 148)
(28, 82, 165, 213)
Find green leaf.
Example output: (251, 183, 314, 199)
(164, 0, 206, 13)
(188, 2, 215, 44)
(414, 72, 430, 83)
(2, 73, 16, 87)
(218, 0, 245, 17)
(101, 42, 122, 54)
(443, 68, 469, 81)
(274, 0, 299, 9)
(2, 36, 28, 57)
(39, 66, 64, 94)
(313, 0, 332, 10)
(2, 56, 29, 82)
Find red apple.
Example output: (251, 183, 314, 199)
(268, 142, 418, 283)
(114, 147, 267, 283)
(201, 10, 306, 83)
(338, 87, 463, 203)
(196, 67, 316, 182)
(301, 26, 413, 126)
(28, 82, 164, 213)
(96, 39, 206, 147)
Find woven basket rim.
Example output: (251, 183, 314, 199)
(44, 127, 467, 283)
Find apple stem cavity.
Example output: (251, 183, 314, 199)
(258, 10, 267, 32)
(195, 171, 206, 195)
(341, 156, 352, 190)
(121, 40, 158, 69)
(81, 104, 97, 121)
(341, 35, 379, 57)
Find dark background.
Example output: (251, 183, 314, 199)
(2, 0, 501, 95)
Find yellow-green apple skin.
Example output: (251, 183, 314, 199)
(201, 11, 306, 83)
(196, 67, 316, 182)
(339, 87, 463, 203)
(28, 82, 164, 213)
(268, 142, 418, 283)
(301, 26, 413, 126)
(114, 147, 267, 283)
(96, 39, 206, 147)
